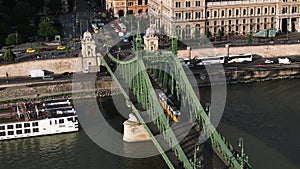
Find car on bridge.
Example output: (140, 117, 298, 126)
(57, 46, 66, 50)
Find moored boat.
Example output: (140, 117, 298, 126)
(0, 99, 79, 141)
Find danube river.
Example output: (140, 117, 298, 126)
(0, 79, 299, 169)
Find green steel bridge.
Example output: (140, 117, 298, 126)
(99, 24, 252, 169)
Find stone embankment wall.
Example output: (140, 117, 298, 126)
(0, 58, 82, 78)
(178, 44, 300, 59)
(0, 79, 119, 102)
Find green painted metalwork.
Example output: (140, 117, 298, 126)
(100, 35, 252, 169)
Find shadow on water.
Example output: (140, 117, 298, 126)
(200, 79, 300, 169)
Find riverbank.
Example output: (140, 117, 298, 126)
(1, 63, 300, 103)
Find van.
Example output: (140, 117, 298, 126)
(43, 75, 54, 80)
(278, 58, 291, 64)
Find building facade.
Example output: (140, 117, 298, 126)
(81, 31, 101, 73)
(148, 0, 300, 39)
(107, 0, 148, 17)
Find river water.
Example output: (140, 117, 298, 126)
(0, 79, 299, 169)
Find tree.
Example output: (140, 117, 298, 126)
(193, 30, 198, 40)
(247, 34, 253, 43)
(3, 49, 16, 62)
(205, 29, 211, 37)
(217, 29, 222, 38)
(5, 33, 24, 46)
(47, 0, 62, 14)
(37, 17, 60, 41)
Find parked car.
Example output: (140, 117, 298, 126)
(57, 46, 66, 50)
(278, 58, 291, 64)
(264, 59, 274, 64)
(26, 48, 36, 53)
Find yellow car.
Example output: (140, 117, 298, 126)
(57, 46, 66, 50)
(26, 48, 36, 53)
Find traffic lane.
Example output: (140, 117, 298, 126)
(0, 74, 73, 85)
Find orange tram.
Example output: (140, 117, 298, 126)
(158, 92, 180, 122)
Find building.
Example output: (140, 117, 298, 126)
(81, 31, 101, 73)
(107, 0, 148, 17)
(148, 0, 300, 39)
(144, 27, 159, 51)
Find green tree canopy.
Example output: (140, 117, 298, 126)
(47, 0, 62, 14)
(3, 49, 16, 62)
(205, 29, 211, 37)
(5, 33, 24, 46)
(247, 34, 253, 43)
(217, 29, 222, 38)
(37, 17, 60, 41)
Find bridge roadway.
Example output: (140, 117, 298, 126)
(111, 63, 229, 168)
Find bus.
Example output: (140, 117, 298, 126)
(123, 33, 131, 42)
(196, 56, 225, 65)
(227, 54, 253, 63)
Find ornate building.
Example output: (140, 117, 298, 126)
(81, 31, 101, 73)
(148, 0, 300, 39)
(107, 0, 148, 17)
(144, 27, 159, 51)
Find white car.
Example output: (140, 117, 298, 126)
(114, 29, 119, 33)
(110, 24, 115, 28)
(278, 58, 291, 64)
(264, 59, 274, 64)
(118, 32, 124, 37)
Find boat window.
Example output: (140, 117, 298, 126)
(55, 120, 57, 125)
(17, 130, 22, 134)
(33, 128, 39, 133)
(59, 119, 64, 124)
(0, 126, 5, 130)
(8, 131, 14, 135)
(75, 117, 78, 122)
(67, 117, 73, 121)
(50, 121, 52, 125)
(16, 124, 22, 128)
(7, 125, 13, 129)
(24, 123, 30, 128)
(25, 129, 31, 134)
(0, 132, 5, 136)
(32, 122, 38, 127)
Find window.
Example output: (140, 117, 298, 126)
(243, 19, 246, 24)
(282, 7, 288, 14)
(264, 18, 267, 23)
(229, 20, 231, 25)
(186, 1, 190, 7)
(236, 9, 239, 16)
(257, 18, 260, 23)
(195, 12, 201, 19)
(221, 20, 224, 25)
(24, 123, 30, 128)
(195, 0, 200, 6)
(8, 131, 14, 135)
(214, 21, 217, 26)
(185, 12, 191, 19)
(145, 0, 148, 5)
(59, 119, 64, 124)
(0, 132, 5, 136)
(257, 8, 261, 14)
(25, 129, 31, 134)
(7, 125, 13, 129)
(222, 10, 225, 17)
(243, 9, 246, 15)
(292, 7, 297, 13)
(128, 2, 133, 6)
(17, 130, 22, 134)
(33, 128, 39, 133)
(175, 2, 180, 8)
(138, 0, 142, 5)
(0, 126, 5, 130)
(214, 11, 217, 17)
(229, 10, 232, 16)
(272, 7, 275, 13)
(32, 122, 38, 127)
(176, 13, 181, 19)
(264, 7, 268, 14)
(283, 0, 287, 2)
(16, 124, 22, 128)
(236, 19, 239, 25)
(250, 8, 254, 15)
(206, 11, 210, 17)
